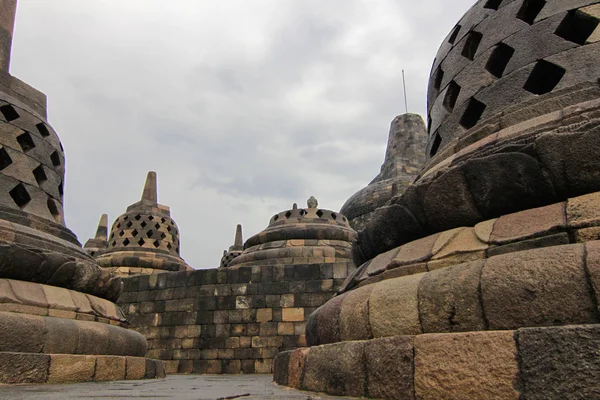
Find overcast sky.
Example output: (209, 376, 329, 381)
(10, 0, 475, 269)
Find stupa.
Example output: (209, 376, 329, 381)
(227, 197, 357, 270)
(274, 1, 600, 398)
(91, 172, 192, 276)
(0, 1, 164, 383)
(219, 224, 244, 268)
(340, 113, 427, 231)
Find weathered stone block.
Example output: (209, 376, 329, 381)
(288, 348, 309, 389)
(365, 336, 414, 400)
(125, 356, 146, 380)
(0, 311, 45, 352)
(48, 354, 95, 383)
(95, 356, 126, 381)
(338, 285, 373, 341)
(518, 324, 600, 400)
(0, 352, 49, 384)
(44, 316, 79, 354)
(567, 191, 600, 228)
(481, 244, 596, 330)
(369, 273, 424, 337)
(302, 341, 366, 397)
(414, 331, 519, 400)
(490, 202, 566, 244)
(419, 261, 486, 334)
(313, 294, 345, 345)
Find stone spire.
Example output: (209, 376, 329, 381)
(233, 224, 243, 250)
(0, 0, 17, 73)
(95, 213, 109, 241)
(84, 213, 110, 256)
(141, 171, 158, 204)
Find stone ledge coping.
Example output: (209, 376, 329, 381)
(307, 241, 600, 345)
(0, 352, 165, 384)
(344, 190, 600, 292)
(275, 324, 600, 399)
(0, 278, 126, 324)
(95, 251, 192, 272)
(0, 311, 147, 357)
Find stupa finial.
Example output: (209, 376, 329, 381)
(95, 213, 109, 241)
(141, 171, 158, 203)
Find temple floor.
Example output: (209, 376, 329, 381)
(0, 374, 359, 399)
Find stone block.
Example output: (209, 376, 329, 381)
(145, 358, 157, 378)
(584, 241, 600, 313)
(255, 359, 273, 374)
(42, 285, 77, 311)
(518, 324, 600, 400)
(313, 294, 345, 345)
(481, 244, 596, 330)
(369, 273, 424, 338)
(490, 202, 566, 244)
(0, 311, 45, 352)
(0, 279, 20, 303)
(277, 322, 294, 336)
(302, 341, 366, 397)
(567, 191, 600, 228)
(95, 356, 126, 381)
(165, 360, 179, 375)
(274, 351, 291, 386)
(282, 307, 304, 322)
(338, 285, 373, 341)
(44, 316, 79, 354)
(9, 279, 47, 307)
(224, 359, 241, 374)
(76, 320, 110, 355)
(486, 232, 570, 258)
(48, 354, 95, 383)
(419, 261, 486, 333)
(69, 290, 94, 314)
(414, 331, 519, 400)
(366, 336, 414, 400)
(432, 228, 488, 259)
(574, 226, 600, 242)
(393, 232, 438, 266)
(125, 357, 147, 380)
(383, 263, 428, 281)
(256, 308, 272, 323)
(423, 168, 481, 232)
(462, 153, 555, 220)
(288, 348, 309, 389)
(0, 352, 49, 384)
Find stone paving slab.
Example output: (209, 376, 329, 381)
(0, 374, 359, 400)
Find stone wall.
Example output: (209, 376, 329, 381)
(117, 262, 353, 374)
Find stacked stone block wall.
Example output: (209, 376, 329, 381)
(117, 263, 353, 374)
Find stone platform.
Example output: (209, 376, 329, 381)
(0, 375, 358, 399)
(275, 324, 600, 399)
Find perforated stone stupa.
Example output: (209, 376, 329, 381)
(340, 113, 427, 231)
(227, 197, 357, 271)
(91, 171, 192, 276)
(274, 1, 600, 398)
(0, 1, 164, 384)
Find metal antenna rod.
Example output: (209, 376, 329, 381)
(402, 69, 409, 114)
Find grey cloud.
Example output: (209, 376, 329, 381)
(10, 0, 477, 268)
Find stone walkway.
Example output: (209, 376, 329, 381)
(0, 375, 359, 399)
